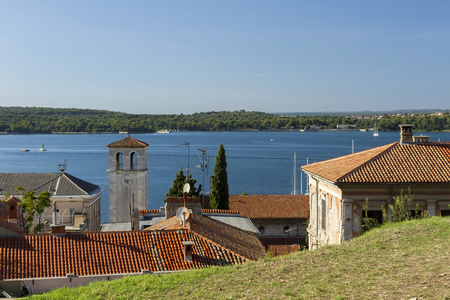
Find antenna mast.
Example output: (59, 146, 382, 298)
(293, 152, 297, 195)
(198, 149, 206, 208)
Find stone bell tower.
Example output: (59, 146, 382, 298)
(107, 136, 149, 223)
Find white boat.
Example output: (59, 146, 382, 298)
(39, 144, 47, 151)
(373, 123, 379, 137)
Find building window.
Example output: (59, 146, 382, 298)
(130, 152, 136, 170)
(258, 226, 265, 235)
(70, 208, 76, 224)
(441, 210, 450, 217)
(321, 199, 326, 230)
(116, 152, 123, 170)
(363, 210, 383, 225)
(409, 210, 423, 218)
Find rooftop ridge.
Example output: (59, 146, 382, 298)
(189, 230, 251, 262)
(107, 137, 149, 148)
(61, 173, 89, 195)
(336, 142, 398, 183)
(139, 209, 160, 215)
(302, 142, 398, 183)
(201, 209, 239, 214)
(29, 173, 61, 193)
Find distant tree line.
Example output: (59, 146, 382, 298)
(0, 106, 449, 133)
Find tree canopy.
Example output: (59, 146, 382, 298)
(16, 186, 52, 233)
(210, 144, 229, 210)
(166, 169, 202, 199)
(1, 106, 449, 133)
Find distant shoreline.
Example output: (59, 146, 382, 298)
(1, 129, 450, 135)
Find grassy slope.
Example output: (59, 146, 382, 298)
(30, 217, 449, 300)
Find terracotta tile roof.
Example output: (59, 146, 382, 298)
(146, 213, 266, 261)
(229, 195, 309, 219)
(267, 244, 300, 257)
(107, 137, 149, 148)
(0, 173, 100, 196)
(301, 142, 450, 184)
(166, 196, 205, 203)
(139, 209, 160, 215)
(201, 209, 239, 214)
(0, 229, 256, 280)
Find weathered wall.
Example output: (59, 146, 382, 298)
(252, 219, 306, 238)
(0, 271, 176, 296)
(108, 146, 148, 223)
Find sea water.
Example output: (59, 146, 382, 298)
(1, 130, 449, 223)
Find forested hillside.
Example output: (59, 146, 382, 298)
(0, 106, 449, 133)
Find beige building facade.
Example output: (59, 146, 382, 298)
(302, 125, 450, 250)
(0, 172, 102, 232)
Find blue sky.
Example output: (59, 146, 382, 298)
(1, 1, 449, 114)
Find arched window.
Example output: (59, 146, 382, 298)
(116, 152, 123, 170)
(130, 152, 136, 170)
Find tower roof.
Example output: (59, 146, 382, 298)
(107, 137, 149, 148)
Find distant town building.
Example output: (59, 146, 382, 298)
(0, 172, 102, 232)
(229, 195, 309, 255)
(336, 124, 356, 130)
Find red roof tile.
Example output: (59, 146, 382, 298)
(107, 137, 149, 148)
(201, 209, 239, 214)
(0, 229, 256, 280)
(302, 142, 450, 184)
(139, 209, 160, 215)
(146, 213, 266, 262)
(229, 195, 309, 219)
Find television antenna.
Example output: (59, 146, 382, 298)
(182, 183, 190, 207)
(58, 159, 68, 172)
(176, 207, 190, 227)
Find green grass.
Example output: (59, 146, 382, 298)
(30, 217, 450, 300)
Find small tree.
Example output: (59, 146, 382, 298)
(16, 186, 51, 233)
(210, 144, 229, 209)
(382, 187, 426, 223)
(166, 169, 202, 198)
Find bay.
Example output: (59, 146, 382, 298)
(1, 130, 449, 224)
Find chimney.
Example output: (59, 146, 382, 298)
(51, 224, 66, 237)
(399, 124, 414, 144)
(413, 135, 430, 143)
(6, 196, 19, 223)
(182, 241, 194, 261)
(131, 208, 140, 230)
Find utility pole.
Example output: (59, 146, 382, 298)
(198, 149, 206, 208)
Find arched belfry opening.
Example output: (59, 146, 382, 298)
(130, 152, 137, 170)
(107, 136, 149, 223)
(116, 152, 123, 170)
